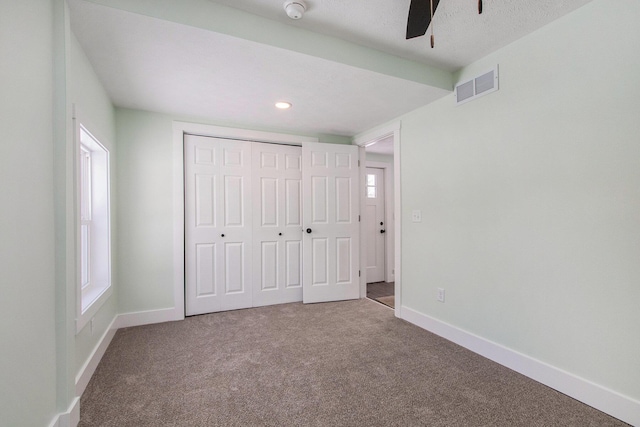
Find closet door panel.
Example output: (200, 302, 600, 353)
(185, 135, 253, 315)
(302, 142, 360, 304)
(252, 144, 303, 307)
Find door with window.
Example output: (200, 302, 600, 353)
(365, 167, 385, 283)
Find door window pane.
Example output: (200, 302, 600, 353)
(367, 186, 376, 198)
(366, 173, 376, 198)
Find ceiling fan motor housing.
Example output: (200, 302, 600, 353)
(284, 0, 306, 19)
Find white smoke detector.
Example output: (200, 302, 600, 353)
(284, 1, 306, 19)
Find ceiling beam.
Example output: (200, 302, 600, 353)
(81, 0, 453, 91)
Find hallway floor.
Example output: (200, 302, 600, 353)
(366, 281, 394, 308)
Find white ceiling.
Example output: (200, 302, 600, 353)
(209, 0, 593, 71)
(69, 0, 592, 138)
(366, 136, 395, 156)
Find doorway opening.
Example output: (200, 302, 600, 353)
(367, 281, 395, 308)
(364, 165, 394, 308)
(355, 124, 400, 313)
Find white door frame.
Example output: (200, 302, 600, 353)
(172, 121, 318, 320)
(354, 121, 402, 318)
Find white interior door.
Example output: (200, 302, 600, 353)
(302, 142, 360, 303)
(365, 167, 385, 283)
(184, 134, 253, 316)
(252, 143, 303, 306)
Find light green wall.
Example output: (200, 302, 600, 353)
(116, 109, 176, 313)
(319, 134, 352, 145)
(53, 0, 76, 412)
(0, 2, 58, 426)
(69, 31, 118, 376)
(365, 152, 393, 163)
(399, 0, 640, 401)
(0, 5, 119, 423)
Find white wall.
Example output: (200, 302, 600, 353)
(69, 31, 118, 379)
(0, 2, 58, 425)
(398, 0, 640, 411)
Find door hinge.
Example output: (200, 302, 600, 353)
(359, 270, 361, 277)
(358, 215, 361, 222)
(358, 160, 360, 167)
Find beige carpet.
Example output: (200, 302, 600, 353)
(79, 299, 627, 426)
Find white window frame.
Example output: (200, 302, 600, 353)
(75, 113, 112, 333)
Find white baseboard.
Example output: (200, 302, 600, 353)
(47, 396, 80, 427)
(115, 307, 183, 329)
(75, 307, 183, 399)
(76, 317, 118, 397)
(401, 306, 640, 426)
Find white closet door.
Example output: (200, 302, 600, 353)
(184, 134, 253, 316)
(252, 143, 303, 306)
(302, 142, 360, 303)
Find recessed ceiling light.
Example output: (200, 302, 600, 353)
(275, 102, 292, 109)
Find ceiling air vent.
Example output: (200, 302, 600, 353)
(454, 65, 499, 106)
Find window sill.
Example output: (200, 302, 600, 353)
(76, 284, 112, 334)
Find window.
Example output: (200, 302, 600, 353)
(80, 145, 91, 289)
(366, 173, 376, 198)
(77, 124, 111, 332)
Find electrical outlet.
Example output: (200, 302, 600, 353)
(437, 288, 445, 302)
(412, 210, 422, 222)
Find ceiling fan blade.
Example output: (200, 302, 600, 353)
(406, 0, 441, 40)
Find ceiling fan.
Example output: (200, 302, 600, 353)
(406, 0, 483, 47)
